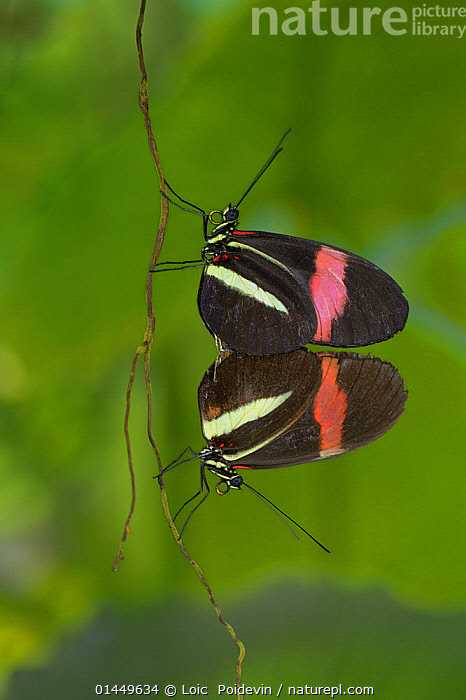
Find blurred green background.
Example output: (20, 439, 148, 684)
(1, 0, 465, 697)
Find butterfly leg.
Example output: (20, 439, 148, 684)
(175, 462, 211, 539)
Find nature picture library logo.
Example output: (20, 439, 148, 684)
(252, 2, 466, 38)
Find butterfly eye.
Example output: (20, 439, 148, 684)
(230, 476, 243, 489)
(224, 206, 238, 222)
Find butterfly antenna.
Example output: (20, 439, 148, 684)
(235, 129, 291, 208)
(243, 482, 330, 553)
(244, 483, 300, 541)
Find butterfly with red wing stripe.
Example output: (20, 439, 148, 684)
(161, 349, 407, 548)
(159, 130, 408, 354)
(198, 349, 408, 492)
(199, 221, 408, 355)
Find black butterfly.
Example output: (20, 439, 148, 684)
(158, 131, 409, 355)
(162, 349, 407, 548)
(198, 349, 408, 487)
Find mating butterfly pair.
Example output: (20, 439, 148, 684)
(158, 132, 408, 546)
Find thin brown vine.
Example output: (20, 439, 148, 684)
(113, 0, 245, 689)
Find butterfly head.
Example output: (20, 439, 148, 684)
(206, 204, 239, 242)
(200, 448, 243, 495)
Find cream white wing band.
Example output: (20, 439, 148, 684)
(202, 392, 293, 442)
(205, 265, 289, 314)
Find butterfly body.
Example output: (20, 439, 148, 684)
(198, 205, 409, 355)
(197, 349, 408, 493)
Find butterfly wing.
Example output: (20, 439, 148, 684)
(198, 235, 316, 354)
(232, 352, 408, 468)
(198, 231, 409, 354)
(198, 349, 322, 462)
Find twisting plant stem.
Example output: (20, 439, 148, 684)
(113, 0, 245, 690)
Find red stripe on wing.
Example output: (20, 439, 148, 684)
(309, 247, 347, 343)
(314, 355, 347, 454)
